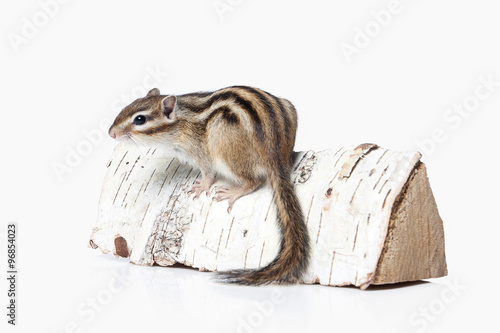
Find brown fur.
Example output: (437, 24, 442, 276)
(109, 86, 310, 285)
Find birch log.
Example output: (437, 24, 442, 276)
(89, 143, 447, 289)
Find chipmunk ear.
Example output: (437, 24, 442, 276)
(147, 88, 160, 97)
(162, 95, 177, 121)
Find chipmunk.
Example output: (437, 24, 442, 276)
(108, 86, 310, 285)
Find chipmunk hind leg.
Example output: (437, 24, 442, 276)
(210, 133, 265, 212)
(214, 177, 263, 213)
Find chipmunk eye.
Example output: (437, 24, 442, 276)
(133, 115, 147, 125)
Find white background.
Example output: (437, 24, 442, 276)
(1, 0, 499, 332)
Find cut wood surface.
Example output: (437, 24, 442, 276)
(89, 143, 447, 289)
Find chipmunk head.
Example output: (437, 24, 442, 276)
(108, 88, 179, 145)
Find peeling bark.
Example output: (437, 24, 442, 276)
(114, 235, 129, 258)
(89, 143, 447, 288)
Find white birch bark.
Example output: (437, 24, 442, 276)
(89, 143, 440, 289)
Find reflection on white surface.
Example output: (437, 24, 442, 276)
(64, 254, 459, 333)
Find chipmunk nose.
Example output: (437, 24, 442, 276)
(109, 127, 117, 139)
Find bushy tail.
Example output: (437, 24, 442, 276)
(217, 169, 310, 285)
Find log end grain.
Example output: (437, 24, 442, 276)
(372, 163, 448, 285)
